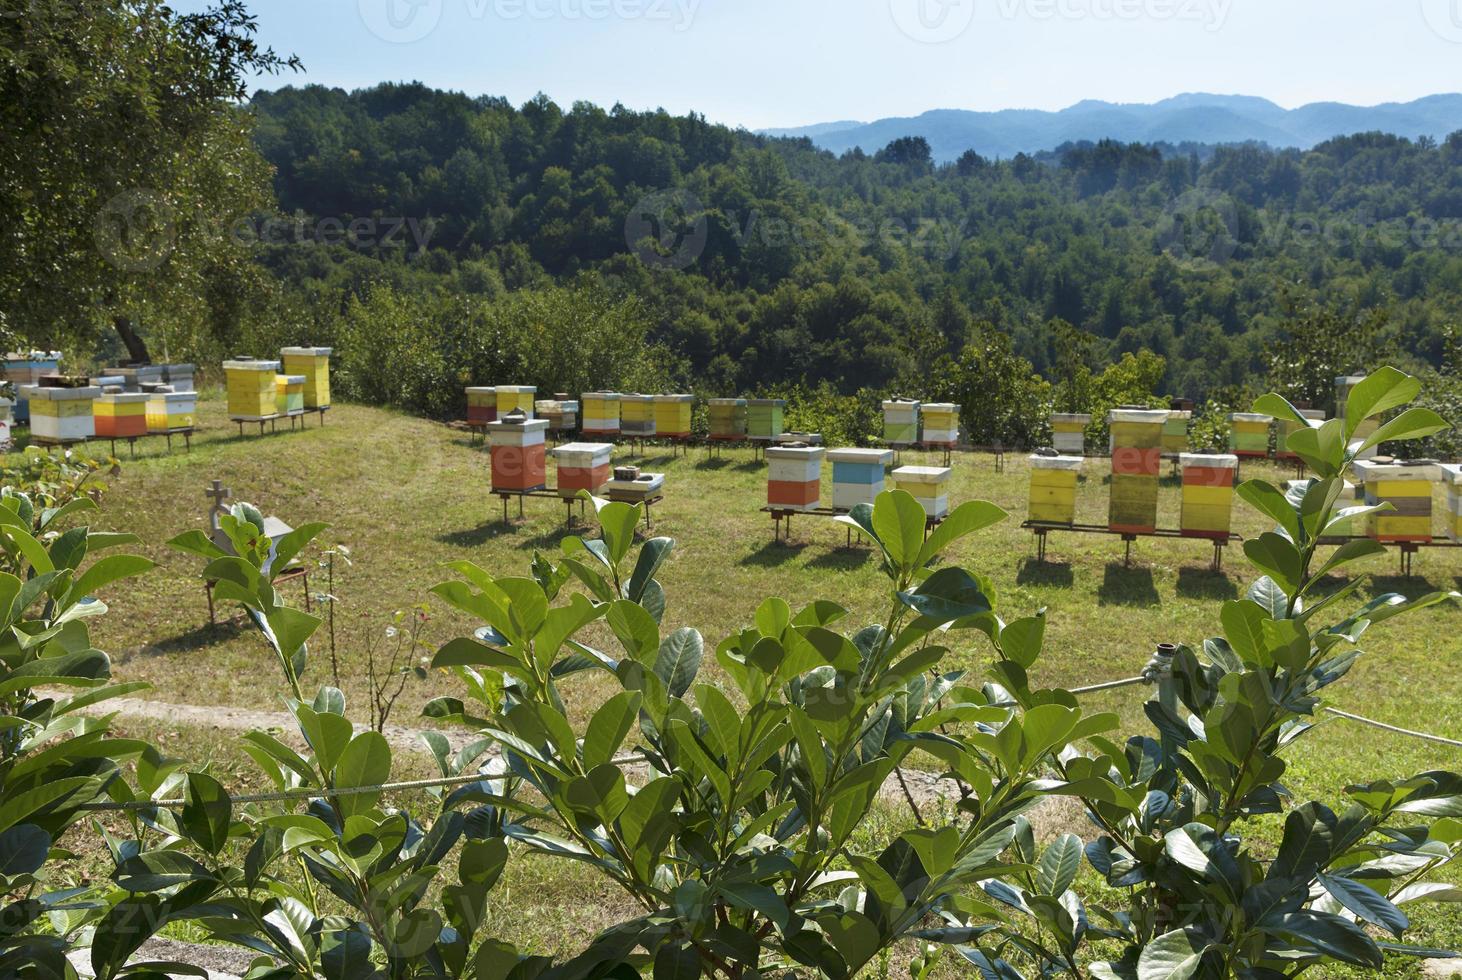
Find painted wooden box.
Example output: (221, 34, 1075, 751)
(893, 465, 952, 519)
(883, 399, 921, 447)
(654, 394, 694, 439)
(1440, 464, 1462, 544)
(225, 360, 282, 420)
(1162, 411, 1192, 455)
(94, 392, 150, 438)
(747, 399, 786, 442)
(709, 398, 748, 440)
(26, 385, 99, 443)
(7, 352, 62, 424)
(552, 442, 613, 499)
(163, 364, 196, 394)
(276, 375, 307, 417)
(829, 447, 894, 511)
(1108, 408, 1168, 533)
(620, 394, 656, 437)
(1351, 460, 1437, 543)
(281, 348, 331, 408)
(467, 387, 497, 425)
(1028, 455, 1082, 526)
(606, 469, 665, 503)
(1228, 413, 1273, 458)
(1050, 414, 1091, 455)
(536, 399, 579, 433)
(582, 392, 622, 437)
(767, 445, 824, 511)
(1277, 409, 1326, 460)
(1180, 453, 1237, 539)
(146, 390, 197, 433)
(921, 403, 961, 447)
(487, 417, 550, 493)
(496, 385, 537, 420)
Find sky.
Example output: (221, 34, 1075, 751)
(184, 0, 1462, 130)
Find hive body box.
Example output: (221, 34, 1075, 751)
(747, 399, 785, 442)
(276, 375, 306, 417)
(1162, 411, 1192, 455)
(163, 364, 196, 394)
(280, 348, 330, 408)
(606, 471, 665, 503)
(466, 388, 498, 425)
(487, 418, 550, 493)
(920, 403, 961, 448)
(147, 391, 197, 433)
(1050, 414, 1091, 455)
(536, 399, 579, 434)
(225, 360, 281, 420)
(654, 395, 694, 439)
(552, 443, 613, 499)
(7, 353, 62, 423)
(708, 399, 748, 440)
(1351, 460, 1436, 543)
(620, 395, 656, 438)
(1028, 455, 1083, 526)
(106, 365, 165, 393)
(1108, 409, 1168, 533)
(829, 448, 894, 511)
(1228, 413, 1272, 458)
(1180, 454, 1238, 539)
(1440, 464, 1462, 543)
(883, 400, 921, 447)
(496, 386, 537, 420)
(581, 392, 622, 437)
(1337, 376, 1380, 461)
(94, 392, 150, 438)
(766, 446, 825, 511)
(894, 466, 952, 519)
(25, 385, 99, 443)
(1277, 410, 1326, 460)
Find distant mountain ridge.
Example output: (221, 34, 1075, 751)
(759, 93, 1462, 161)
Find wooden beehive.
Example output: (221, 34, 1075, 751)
(552, 442, 613, 499)
(281, 348, 331, 408)
(882, 399, 921, 447)
(1228, 413, 1273, 458)
(920, 403, 961, 448)
(94, 392, 150, 438)
(582, 392, 622, 437)
(1162, 411, 1192, 455)
(6, 352, 62, 424)
(1351, 460, 1437, 543)
(766, 445, 824, 511)
(620, 394, 656, 438)
(275, 375, 307, 417)
(146, 389, 197, 433)
(893, 465, 952, 519)
(487, 417, 550, 493)
(829, 448, 894, 511)
(26, 385, 98, 443)
(225, 360, 281, 420)
(1337, 376, 1380, 460)
(466, 387, 498, 425)
(708, 398, 748, 440)
(1108, 408, 1168, 533)
(536, 399, 579, 434)
(654, 394, 694, 439)
(1440, 464, 1461, 543)
(747, 399, 786, 442)
(496, 385, 537, 420)
(1050, 414, 1091, 455)
(1028, 455, 1082, 526)
(606, 469, 664, 503)
(1180, 454, 1237, 539)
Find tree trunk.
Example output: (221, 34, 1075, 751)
(113, 315, 151, 364)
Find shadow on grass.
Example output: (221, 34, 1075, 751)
(740, 540, 805, 567)
(1016, 559, 1075, 589)
(1370, 575, 1442, 600)
(437, 521, 516, 548)
(515, 525, 577, 552)
(806, 547, 872, 572)
(694, 456, 735, 471)
(1098, 563, 1160, 607)
(1175, 567, 1238, 601)
(124, 619, 247, 662)
(733, 459, 764, 472)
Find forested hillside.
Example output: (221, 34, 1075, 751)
(246, 84, 1460, 406)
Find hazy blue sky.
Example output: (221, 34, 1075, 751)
(189, 0, 1462, 129)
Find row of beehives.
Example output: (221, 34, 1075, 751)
(6, 355, 199, 444)
(880, 400, 962, 448)
(1034, 408, 1461, 544)
(765, 445, 954, 519)
(476, 424, 665, 503)
(1049, 375, 1385, 460)
(5, 353, 195, 426)
(223, 349, 332, 421)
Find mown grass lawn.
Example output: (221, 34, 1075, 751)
(20, 390, 1462, 976)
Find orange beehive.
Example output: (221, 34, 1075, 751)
(487, 417, 549, 492)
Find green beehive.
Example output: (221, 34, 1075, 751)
(747, 399, 785, 442)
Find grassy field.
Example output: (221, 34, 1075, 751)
(21, 390, 1462, 975)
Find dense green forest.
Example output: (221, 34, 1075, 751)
(6, 11, 1460, 450)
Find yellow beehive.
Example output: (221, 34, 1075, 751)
(1440, 464, 1461, 543)
(1352, 460, 1437, 543)
(921, 403, 960, 447)
(1180, 454, 1237, 539)
(224, 360, 281, 420)
(621, 395, 656, 437)
(496, 385, 537, 419)
(1050, 414, 1090, 455)
(1028, 455, 1082, 526)
(893, 465, 952, 519)
(280, 347, 332, 408)
(708, 398, 748, 440)
(146, 390, 197, 433)
(276, 374, 306, 416)
(1228, 414, 1273, 458)
(1162, 411, 1192, 455)
(582, 392, 622, 436)
(654, 394, 694, 438)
